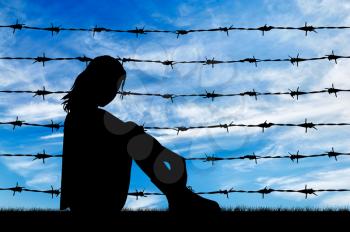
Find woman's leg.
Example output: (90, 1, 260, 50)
(126, 131, 220, 212)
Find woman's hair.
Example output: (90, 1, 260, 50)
(62, 56, 126, 113)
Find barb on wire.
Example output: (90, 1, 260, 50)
(128, 26, 146, 37)
(257, 121, 274, 133)
(289, 87, 306, 100)
(326, 50, 342, 64)
(240, 89, 258, 100)
(219, 122, 235, 133)
(7, 182, 24, 196)
(215, 25, 234, 36)
(243, 153, 258, 164)
(5, 19, 24, 34)
(203, 57, 224, 68)
(325, 83, 342, 97)
(43, 186, 61, 199)
(33, 53, 53, 67)
(257, 187, 274, 199)
(289, 54, 306, 66)
(175, 29, 189, 38)
(298, 118, 318, 133)
(1, 84, 349, 102)
(128, 189, 164, 200)
(258, 24, 274, 36)
(0, 116, 25, 130)
(240, 57, 259, 67)
(44, 23, 61, 36)
(299, 22, 317, 36)
(288, 150, 306, 163)
(2, 52, 350, 67)
(128, 189, 146, 200)
(217, 188, 235, 198)
(92, 25, 109, 37)
(326, 147, 342, 161)
(2, 20, 350, 37)
(203, 90, 222, 101)
(301, 185, 318, 199)
(76, 55, 93, 66)
(33, 150, 61, 163)
(204, 154, 224, 165)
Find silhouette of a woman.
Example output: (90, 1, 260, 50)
(60, 56, 220, 213)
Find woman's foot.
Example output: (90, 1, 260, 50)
(167, 188, 221, 213)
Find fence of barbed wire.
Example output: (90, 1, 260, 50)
(0, 21, 349, 205)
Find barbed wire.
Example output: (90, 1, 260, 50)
(2, 148, 348, 165)
(0, 150, 62, 163)
(0, 117, 349, 133)
(0, 87, 69, 100)
(1, 20, 350, 37)
(1, 84, 349, 102)
(0, 52, 349, 67)
(187, 148, 350, 164)
(0, 182, 60, 198)
(0, 117, 62, 132)
(194, 185, 350, 199)
(1, 183, 349, 200)
(142, 118, 350, 134)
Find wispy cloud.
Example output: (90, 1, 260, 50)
(40, 133, 63, 140)
(124, 195, 165, 210)
(26, 172, 60, 187)
(2, 101, 65, 122)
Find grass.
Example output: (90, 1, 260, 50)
(0, 207, 349, 228)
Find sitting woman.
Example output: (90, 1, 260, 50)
(60, 55, 220, 213)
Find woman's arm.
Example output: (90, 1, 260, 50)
(103, 111, 187, 189)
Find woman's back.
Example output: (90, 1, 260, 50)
(60, 108, 133, 212)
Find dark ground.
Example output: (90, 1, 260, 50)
(0, 209, 349, 230)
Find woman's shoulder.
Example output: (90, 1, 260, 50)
(100, 109, 140, 136)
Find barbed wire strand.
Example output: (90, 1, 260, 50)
(186, 147, 350, 164)
(1, 84, 349, 102)
(1, 20, 350, 37)
(1, 183, 349, 200)
(0, 150, 62, 163)
(0, 117, 62, 132)
(1, 148, 349, 165)
(0, 117, 349, 133)
(0, 52, 350, 67)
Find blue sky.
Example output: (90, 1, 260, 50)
(0, 0, 350, 210)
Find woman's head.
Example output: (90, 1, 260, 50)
(62, 55, 126, 112)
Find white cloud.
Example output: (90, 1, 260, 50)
(256, 167, 350, 204)
(124, 195, 165, 210)
(296, 0, 350, 20)
(40, 133, 64, 140)
(3, 158, 57, 176)
(2, 101, 65, 122)
(26, 172, 60, 187)
(321, 193, 350, 208)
